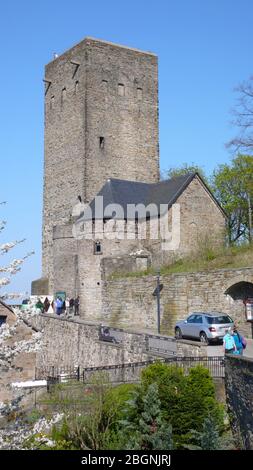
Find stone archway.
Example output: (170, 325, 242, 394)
(224, 281, 253, 336)
(225, 281, 253, 300)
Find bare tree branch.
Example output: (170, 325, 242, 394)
(227, 76, 253, 154)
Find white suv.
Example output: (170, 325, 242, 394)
(175, 312, 234, 344)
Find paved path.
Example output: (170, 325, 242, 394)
(207, 338, 253, 358)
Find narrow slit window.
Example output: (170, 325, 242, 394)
(137, 87, 143, 100)
(102, 79, 108, 91)
(50, 96, 55, 109)
(99, 136, 105, 149)
(118, 83, 125, 96)
(94, 241, 102, 254)
(61, 87, 67, 103)
(75, 81, 79, 93)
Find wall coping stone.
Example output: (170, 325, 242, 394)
(39, 314, 177, 341)
(107, 265, 253, 282)
(225, 354, 253, 365)
(176, 339, 207, 349)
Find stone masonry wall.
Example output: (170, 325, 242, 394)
(30, 315, 152, 372)
(52, 225, 79, 297)
(42, 37, 159, 292)
(225, 355, 253, 449)
(102, 267, 253, 336)
(28, 315, 207, 376)
(0, 319, 40, 403)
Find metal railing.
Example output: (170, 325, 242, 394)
(37, 356, 225, 389)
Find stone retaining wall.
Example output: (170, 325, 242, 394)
(225, 355, 253, 449)
(102, 267, 253, 336)
(28, 315, 207, 375)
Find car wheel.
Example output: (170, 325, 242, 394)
(199, 332, 209, 345)
(175, 327, 182, 340)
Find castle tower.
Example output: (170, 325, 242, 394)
(42, 37, 160, 292)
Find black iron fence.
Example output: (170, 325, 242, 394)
(37, 356, 225, 389)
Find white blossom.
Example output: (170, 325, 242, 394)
(0, 239, 26, 255)
(0, 277, 10, 287)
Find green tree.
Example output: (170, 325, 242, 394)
(163, 163, 207, 182)
(212, 154, 253, 243)
(199, 416, 221, 450)
(140, 363, 224, 448)
(122, 383, 173, 450)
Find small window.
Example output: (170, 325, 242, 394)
(99, 137, 105, 149)
(94, 241, 102, 254)
(61, 88, 66, 104)
(50, 96, 55, 109)
(187, 315, 196, 323)
(137, 87, 143, 100)
(101, 79, 108, 91)
(206, 315, 233, 325)
(194, 315, 203, 324)
(75, 81, 79, 93)
(118, 83, 125, 96)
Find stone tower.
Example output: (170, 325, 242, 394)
(42, 37, 159, 292)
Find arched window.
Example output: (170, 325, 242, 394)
(118, 83, 125, 96)
(101, 79, 108, 91)
(137, 87, 143, 100)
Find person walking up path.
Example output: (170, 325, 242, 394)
(223, 328, 237, 355)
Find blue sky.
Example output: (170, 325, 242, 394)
(0, 0, 252, 297)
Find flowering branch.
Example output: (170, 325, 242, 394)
(0, 239, 26, 255)
(0, 292, 27, 300)
(0, 202, 34, 295)
(0, 221, 6, 233)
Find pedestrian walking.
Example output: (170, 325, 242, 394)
(65, 297, 70, 316)
(43, 297, 50, 313)
(223, 328, 237, 355)
(69, 298, 75, 316)
(232, 326, 246, 355)
(74, 296, 79, 316)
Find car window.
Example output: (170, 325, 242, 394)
(194, 315, 203, 323)
(206, 315, 233, 324)
(187, 315, 196, 323)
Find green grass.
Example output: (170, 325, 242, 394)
(109, 243, 253, 279)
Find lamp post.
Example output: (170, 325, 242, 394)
(152, 269, 163, 335)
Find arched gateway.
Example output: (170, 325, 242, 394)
(225, 281, 253, 337)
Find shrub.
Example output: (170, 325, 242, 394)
(140, 363, 225, 448)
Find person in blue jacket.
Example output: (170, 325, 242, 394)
(232, 327, 244, 355)
(223, 328, 237, 355)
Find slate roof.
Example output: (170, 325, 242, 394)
(78, 172, 226, 221)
